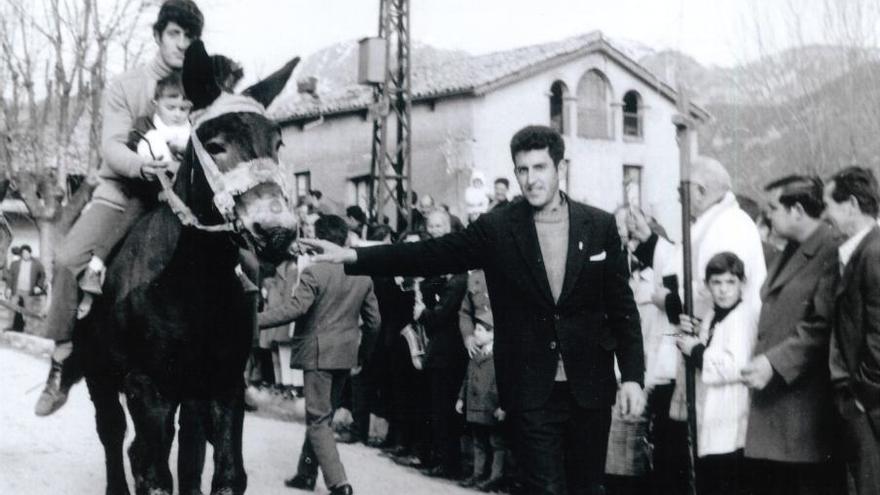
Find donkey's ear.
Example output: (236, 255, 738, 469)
(183, 40, 222, 111)
(242, 57, 300, 108)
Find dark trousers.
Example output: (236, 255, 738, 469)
(747, 459, 844, 495)
(470, 423, 505, 480)
(695, 449, 747, 495)
(296, 369, 348, 488)
(508, 382, 612, 495)
(428, 366, 466, 471)
(9, 291, 28, 332)
(647, 382, 691, 495)
(834, 389, 880, 495)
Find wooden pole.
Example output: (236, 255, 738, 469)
(672, 86, 698, 495)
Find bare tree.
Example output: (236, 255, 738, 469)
(0, 0, 152, 272)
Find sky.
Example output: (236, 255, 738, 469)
(185, 0, 870, 85)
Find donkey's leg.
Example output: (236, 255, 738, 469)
(123, 373, 177, 495)
(178, 399, 208, 495)
(207, 390, 247, 495)
(86, 376, 130, 495)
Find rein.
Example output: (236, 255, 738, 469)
(156, 172, 238, 233)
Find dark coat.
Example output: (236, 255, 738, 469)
(459, 352, 499, 425)
(831, 225, 880, 428)
(418, 273, 468, 370)
(349, 197, 643, 411)
(745, 223, 840, 463)
(259, 262, 381, 370)
(5, 257, 47, 295)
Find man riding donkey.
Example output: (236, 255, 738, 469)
(35, 0, 205, 416)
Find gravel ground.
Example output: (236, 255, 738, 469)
(0, 345, 476, 495)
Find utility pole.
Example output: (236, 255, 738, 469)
(360, 0, 412, 229)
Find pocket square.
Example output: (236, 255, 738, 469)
(589, 251, 607, 261)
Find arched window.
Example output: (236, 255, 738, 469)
(549, 81, 568, 134)
(623, 90, 642, 138)
(576, 70, 612, 139)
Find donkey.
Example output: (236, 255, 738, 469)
(74, 40, 300, 495)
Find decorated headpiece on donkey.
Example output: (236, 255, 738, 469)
(177, 40, 300, 261)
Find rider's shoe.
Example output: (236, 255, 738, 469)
(34, 359, 72, 416)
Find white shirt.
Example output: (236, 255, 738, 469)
(839, 223, 875, 270)
(16, 259, 32, 293)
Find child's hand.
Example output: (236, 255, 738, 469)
(455, 399, 464, 414)
(493, 408, 506, 421)
(481, 341, 493, 356)
(676, 334, 701, 356)
(678, 314, 701, 335)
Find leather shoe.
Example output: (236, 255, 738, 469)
(34, 359, 72, 416)
(420, 465, 459, 480)
(283, 474, 316, 490)
(391, 454, 425, 468)
(457, 476, 481, 488)
(329, 484, 353, 495)
(477, 476, 505, 492)
(334, 429, 362, 444)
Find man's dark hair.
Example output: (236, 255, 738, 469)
(736, 194, 761, 222)
(19, 244, 32, 255)
(154, 72, 185, 100)
(828, 166, 880, 217)
(704, 251, 745, 282)
(315, 215, 349, 247)
(509, 125, 565, 166)
(367, 223, 393, 242)
(494, 177, 509, 188)
(764, 174, 825, 219)
(153, 0, 204, 38)
(346, 205, 367, 226)
(309, 189, 323, 201)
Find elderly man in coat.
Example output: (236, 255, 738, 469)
(741, 175, 843, 495)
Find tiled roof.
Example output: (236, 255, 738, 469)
(271, 31, 709, 123)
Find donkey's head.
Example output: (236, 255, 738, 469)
(179, 40, 299, 262)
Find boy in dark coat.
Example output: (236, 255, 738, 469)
(456, 269, 506, 491)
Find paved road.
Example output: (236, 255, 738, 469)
(0, 346, 473, 494)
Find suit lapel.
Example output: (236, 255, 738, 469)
(558, 202, 591, 305)
(509, 201, 555, 306)
(763, 225, 827, 297)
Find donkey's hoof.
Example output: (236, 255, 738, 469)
(210, 488, 238, 495)
(148, 489, 172, 495)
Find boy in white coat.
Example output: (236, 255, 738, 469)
(676, 251, 760, 495)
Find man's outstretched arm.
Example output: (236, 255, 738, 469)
(299, 217, 493, 278)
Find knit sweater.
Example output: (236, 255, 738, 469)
(95, 55, 175, 207)
(534, 194, 570, 381)
(534, 195, 569, 302)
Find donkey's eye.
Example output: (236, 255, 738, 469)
(205, 142, 226, 155)
(275, 140, 284, 152)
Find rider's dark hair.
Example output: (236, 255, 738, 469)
(153, 0, 204, 39)
(315, 215, 349, 247)
(154, 72, 185, 100)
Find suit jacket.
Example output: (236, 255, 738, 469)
(5, 258, 46, 295)
(832, 225, 880, 426)
(258, 262, 381, 371)
(745, 223, 840, 463)
(349, 197, 643, 411)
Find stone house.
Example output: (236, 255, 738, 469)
(271, 31, 709, 238)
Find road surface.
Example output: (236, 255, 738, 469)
(0, 345, 474, 494)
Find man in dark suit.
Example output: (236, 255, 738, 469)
(821, 166, 880, 494)
(4, 244, 47, 332)
(741, 175, 843, 494)
(258, 215, 381, 495)
(301, 125, 645, 495)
